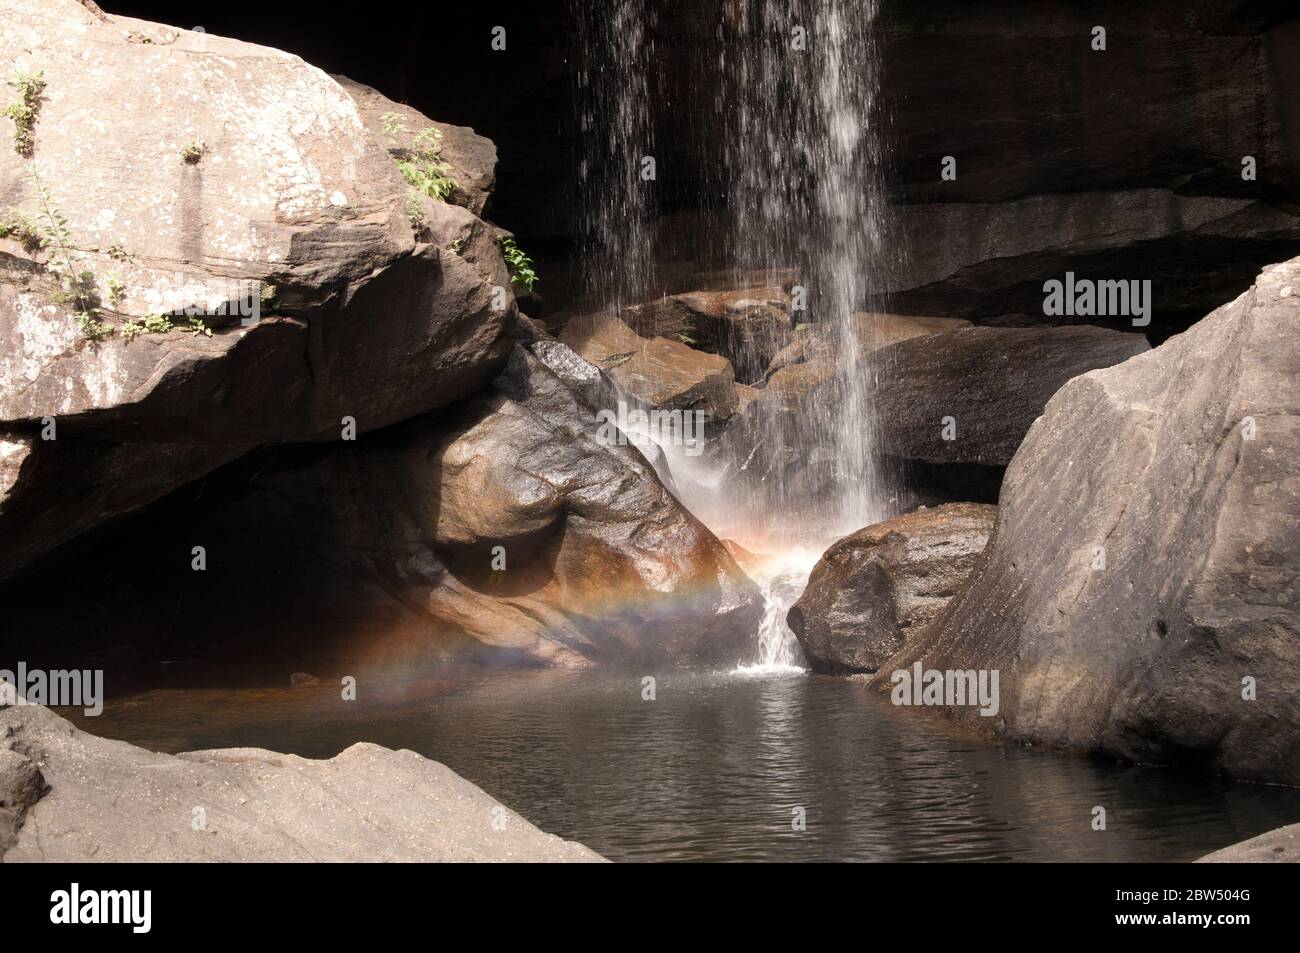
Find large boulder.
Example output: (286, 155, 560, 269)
(873, 258, 1300, 786)
(0, 703, 601, 862)
(788, 503, 996, 675)
(0, 0, 514, 578)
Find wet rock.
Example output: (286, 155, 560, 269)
(560, 314, 739, 422)
(0, 703, 602, 862)
(788, 503, 996, 675)
(623, 287, 795, 382)
(873, 258, 1300, 786)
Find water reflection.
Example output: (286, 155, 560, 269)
(71, 670, 1300, 862)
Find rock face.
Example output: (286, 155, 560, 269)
(0, 0, 514, 579)
(5, 344, 764, 672)
(0, 703, 602, 862)
(788, 504, 996, 675)
(560, 313, 739, 423)
(873, 325, 1152, 466)
(873, 258, 1300, 786)
(1197, 824, 1300, 863)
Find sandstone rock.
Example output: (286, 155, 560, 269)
(0, 0, 513, 578)
(560, 314, 738, 422)
(1197, 824, 1300, 863)
(873, 325, 1151, 466)
(0, 703, 601, 862)
(788, 504, 996, 675)
(767, 312, 972, 377)
(872, 258, 1300, 786)
(335, 75, 498, 217)
(623, 287, 794, 382)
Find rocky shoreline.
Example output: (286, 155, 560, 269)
(1, 703, 602, 862)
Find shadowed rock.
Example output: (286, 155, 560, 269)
(873, 325, 1151, 465)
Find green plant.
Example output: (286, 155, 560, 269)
(76, 311, 113, 341)
(180, 140, 206, 164)
(120, 313, 172, 341)
(498, 236, 537, 292)
(105, 272, 126, 308)
(0, 207, 42, 252)
(382, 112, 456, 204)
(183, 316, 212, 337)
(3, 70, 46, 157)
(31, 169, 99, 319)
(259, 283, 279, 312)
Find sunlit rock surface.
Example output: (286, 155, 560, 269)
(0, 0, 513, 579)
(0, 704, 602, 862)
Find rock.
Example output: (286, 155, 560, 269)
(622, 287, 795, 382)
(874, 325, 1151, 466)
(1197, 824, 1300, 863)
(788, 504, 996, 675)
(560, 313, 739, 422)
(872, 258, 1300, 786)
(0, 429, 250, 580)
(0, 0, 513, 579)
(767, 312, 972, 378)
(334, 75, 498, 217)
(0, 703, 601, 862)
(0, 743, 46, 856)
(882, 190, 1300, 325)
(13, 346, 763, 671)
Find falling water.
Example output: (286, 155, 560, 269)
(719, 0, 894, 543)
(734, 549, 818, 673)
(573, 2, 897, 667)
(573, 0, 657, 314)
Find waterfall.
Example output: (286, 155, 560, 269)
(720, 0, 895, 544)
(572, 2, 896, 670)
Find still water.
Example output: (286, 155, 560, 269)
(75, 669, 1300, 862)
